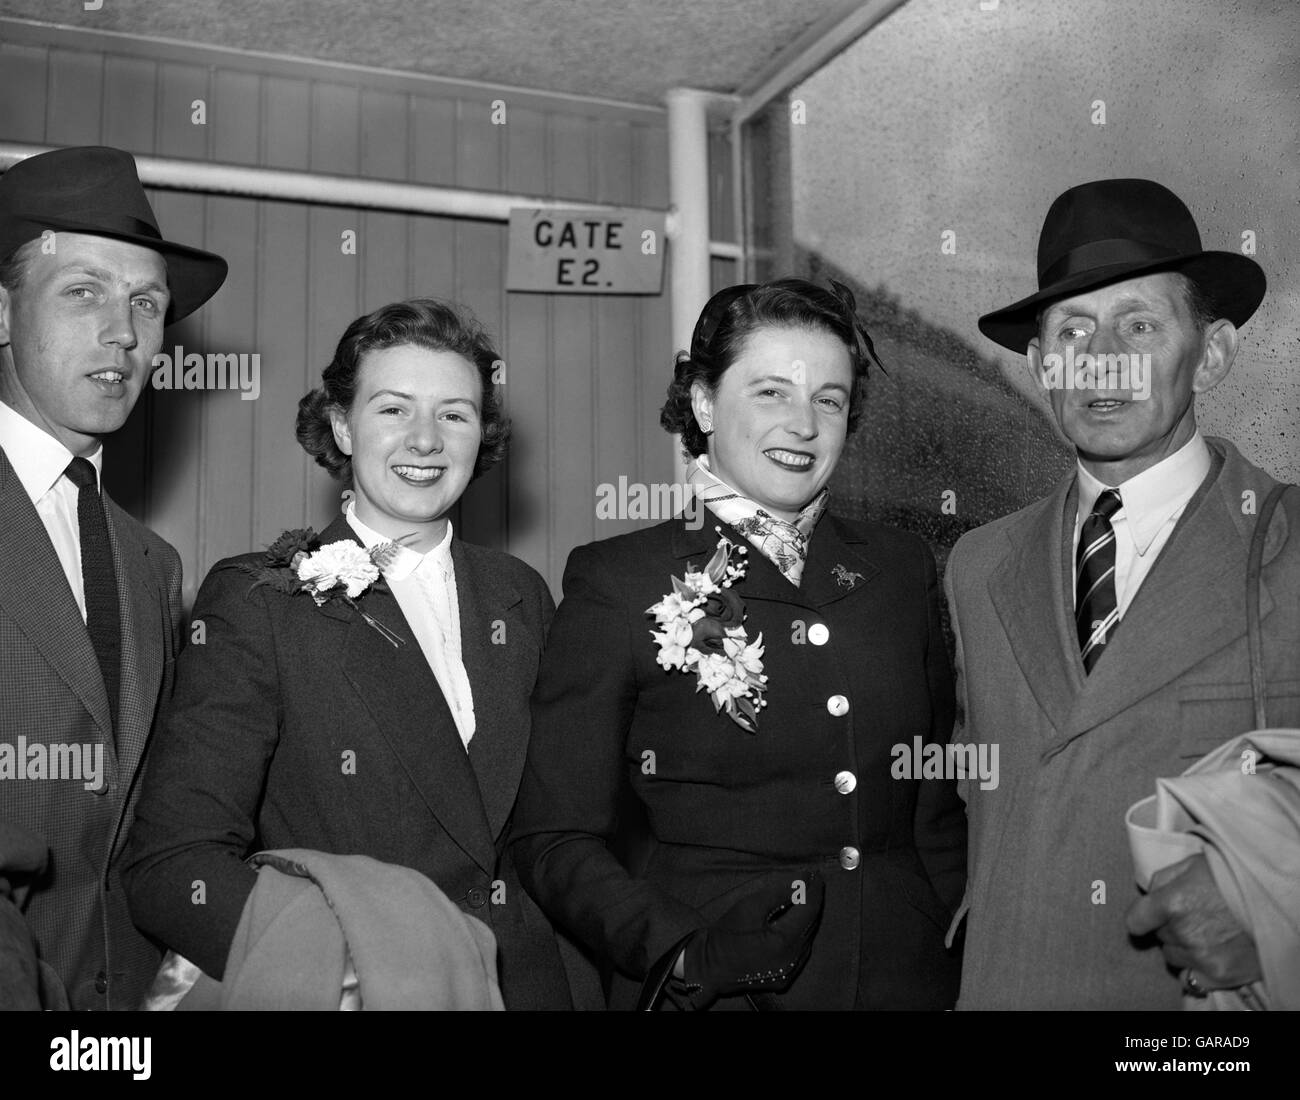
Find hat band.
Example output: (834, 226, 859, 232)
(1040, 237, 1184, 288)
(11, 209, 162, 242)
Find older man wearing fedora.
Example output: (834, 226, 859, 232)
(0, 145, 226, 1009)
(945, 178, 1300, 1009)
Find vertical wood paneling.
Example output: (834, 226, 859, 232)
(143, 62, 212, 605)
(0, 43, 49, 141)
(548, 114, 598, 574)
(634, 123, 675, 499)
(5, 28, 676, 600)
(306, 81, 362, 524)
(44, 48, 103, 146)
(359, 90, 409, 312)
(101, 56, 156, 153)
(254, 77, 312, 550)
(503, 106, 552, 577)
(592, 118, 642, 543)
(154, 61, 210, 159)
(202, 70, 261, 566)
(453, 97, 506, 549)
(409, 95, 458, 187)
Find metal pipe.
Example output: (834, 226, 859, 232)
(0, 142, 740, 259)
(665, 88, 714, 487)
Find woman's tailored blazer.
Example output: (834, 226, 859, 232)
(512, 512, 966, 1010)
(122, 515, 598, 1010)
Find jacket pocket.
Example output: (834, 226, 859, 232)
(1176, 679, 1300, 757)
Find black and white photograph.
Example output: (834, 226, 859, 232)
(0, 0, 1296, 1081)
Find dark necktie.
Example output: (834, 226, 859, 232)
(1075, 488, 1123, 673)
(65, 457, 120, 731)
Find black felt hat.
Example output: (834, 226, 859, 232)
(978, 178, 1265, 353)
(0, 145, 227, 323)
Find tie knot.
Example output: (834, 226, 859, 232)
(65, 457, 98, 491)
(1092, 488, 1122, 521)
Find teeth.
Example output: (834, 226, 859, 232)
(765, 449, 814, 468)
(393, 466, 442, 482)
(91, 371, 124, 382)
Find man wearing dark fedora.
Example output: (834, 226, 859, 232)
(0, 145, 226, 1008)
(945, 178, 1300, 1008)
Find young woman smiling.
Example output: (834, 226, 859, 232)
(123, 299, 598, 1010)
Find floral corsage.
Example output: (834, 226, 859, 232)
(232, 528, 405, 648)
(647, 529, 767, 733)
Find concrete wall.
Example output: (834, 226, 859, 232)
(790, 0, 1299, 541)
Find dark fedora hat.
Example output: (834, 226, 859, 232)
(0, 145, 227, 323)
(978, 178, 1265, 353)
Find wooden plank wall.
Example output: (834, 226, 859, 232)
(0, 21, 737, 602)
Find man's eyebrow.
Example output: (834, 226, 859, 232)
(59, 266, 170, 296)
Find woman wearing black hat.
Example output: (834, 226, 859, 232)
(511, 278, 967, 1010)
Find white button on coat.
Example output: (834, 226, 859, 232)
(808, 623, 829, 646)
(839, 846, 861, 870)
(834, 771, 856, 794)
(826, 694, 849, 716)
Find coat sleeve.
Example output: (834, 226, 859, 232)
(913, 542, 967, 918)
(510, 543, 708, 980)
(122, 562, 279, 980)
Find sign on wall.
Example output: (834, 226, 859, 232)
(506, 207, 665, 294)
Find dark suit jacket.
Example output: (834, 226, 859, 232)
(946, 437, 1300, 1009)
(512, 512, 966, 1010)
(0, 445, 182, 1010)
(122, 514, 599, 1010)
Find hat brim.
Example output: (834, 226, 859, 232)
(978, 251, 1266, 354)
(3, 214, 227, 324)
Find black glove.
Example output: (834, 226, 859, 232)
(668, 871, 824, 1010)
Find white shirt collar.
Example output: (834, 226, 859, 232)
(343, 499, 453, 581)
(1076, 432, 1211, 555)
(0, 399, 102, 501)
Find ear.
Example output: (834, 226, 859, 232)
(1026, 336, 1046, 388)
(689, 380, 714, 433)
(1192, 319, 1238, 394)
(328, 405, 353, 456)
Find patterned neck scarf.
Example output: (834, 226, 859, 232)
(688, 455, 827, 586)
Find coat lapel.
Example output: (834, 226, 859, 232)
(104, 497, 165, 786)
(456, 543, 528, 841)
(987, 472, 1083, 736)
(1062, 446, 1256, 739)
(670, 512, 880, 610)
(798, 516, 882, 608)
(322, 516, 497, 874)
(0, 446, 112, 740)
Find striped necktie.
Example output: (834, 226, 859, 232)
(1075, 488, 1123, 673)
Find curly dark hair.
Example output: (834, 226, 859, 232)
(659, 277, 882, 458)
(296, 297, 510, 484)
